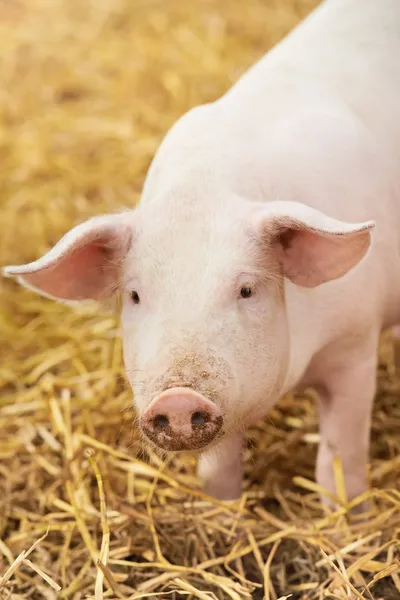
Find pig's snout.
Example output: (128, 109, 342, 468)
(140, 387, 223, 451)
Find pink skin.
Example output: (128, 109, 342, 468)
(4, 0, 400, 508)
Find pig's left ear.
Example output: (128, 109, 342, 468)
(3, 213, 133, 301)
(256, 201, 375, 287)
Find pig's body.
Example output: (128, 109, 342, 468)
(5, 0, 400, 506)
(139, 0, 400, 501)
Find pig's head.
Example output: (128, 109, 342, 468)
(4, 196, 374, 454)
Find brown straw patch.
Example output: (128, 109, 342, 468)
(0, 0, 399, 598)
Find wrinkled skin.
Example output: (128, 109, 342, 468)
(5, 0, 400, 509)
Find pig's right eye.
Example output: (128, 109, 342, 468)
(131, 291, 140, 304)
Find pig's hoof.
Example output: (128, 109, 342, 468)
(140, 387, 223, 451)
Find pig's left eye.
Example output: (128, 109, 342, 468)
(131, 291, 140, 304)
(240, 286, 253, 299)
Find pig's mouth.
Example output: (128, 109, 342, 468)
(139, 386, 224, 452)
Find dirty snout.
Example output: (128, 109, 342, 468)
(140, 387, 223, 451)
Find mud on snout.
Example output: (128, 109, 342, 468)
(135, 352, 232, 453)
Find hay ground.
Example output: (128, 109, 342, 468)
(0, 0, 399, 598)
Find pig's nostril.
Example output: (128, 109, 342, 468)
(154, 414, 169, 429)
(191, 411, 207, 427)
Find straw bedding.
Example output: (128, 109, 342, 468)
(0, 0, 399, 598)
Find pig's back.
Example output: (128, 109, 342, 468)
(226, 0, 400, 155)
(146, 0, 400, 211)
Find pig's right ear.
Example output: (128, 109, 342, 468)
(3, 213, 133, 301)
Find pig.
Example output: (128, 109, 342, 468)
(4, 0, 400, 507)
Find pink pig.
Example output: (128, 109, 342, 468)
(5, 0, 400, 506)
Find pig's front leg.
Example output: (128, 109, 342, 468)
(197, 434, 243, 500)
(315, 346, 377, 511)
